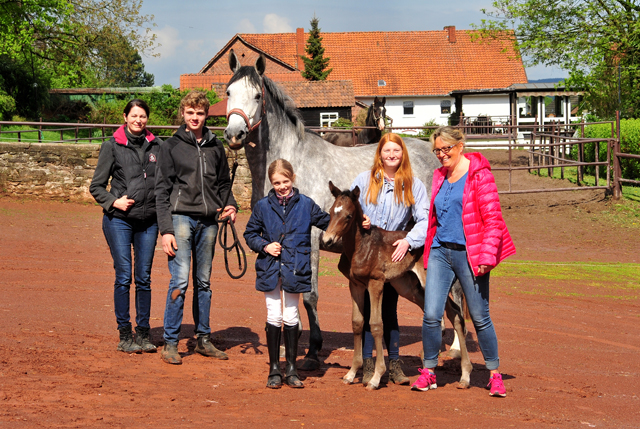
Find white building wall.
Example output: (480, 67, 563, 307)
(359, 94, 510, 135)
(459, 94, 511, 118)
(359, 97, 454, 135)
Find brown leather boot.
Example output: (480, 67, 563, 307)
(389, 359, 410, 385)
(195, 334, 229, 360)
(362, 357, 375, 386)
(160, 343, 182, 365)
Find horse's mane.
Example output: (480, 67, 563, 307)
(228, 65, 305, 141)
(262, 76, 305, 141)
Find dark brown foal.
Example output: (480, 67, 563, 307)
(322, 181, 472, 390)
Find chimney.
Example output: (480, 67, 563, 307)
(444, 25, 456, 43)
(296, 27, 305, 70)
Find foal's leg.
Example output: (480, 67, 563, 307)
(344, 283, 366, 384)
(366, 280, 386, 391)
(448, 280, 465, 359)
(300, 228, 323, 370)
(445, 296, 472, 388)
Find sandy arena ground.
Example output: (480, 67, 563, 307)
(1, 150, 639, 428)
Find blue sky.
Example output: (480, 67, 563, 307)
(139, 0, 566, 87)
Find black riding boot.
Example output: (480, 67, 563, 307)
(283, 324, 304, 388)
(265, 323, 282, 389)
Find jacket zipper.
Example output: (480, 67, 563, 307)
(174, 189, 181, 211)
(196, 143, 208, 216)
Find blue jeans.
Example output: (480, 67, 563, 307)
(422, 245, 500, 370)
(102, 215, 158, 330)
(163, 215, 218, 344)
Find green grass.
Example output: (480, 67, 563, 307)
(492, 261, 640, 301)
(531, 164, 640, 201)
(0, 124, 113, 144)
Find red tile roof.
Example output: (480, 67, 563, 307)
(277, 80, 354, 108)
(218, 28, 528, 96)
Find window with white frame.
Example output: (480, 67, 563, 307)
(320, 112, 339, 127)
(440, 100, 451, 114)
(403, 101, 414, 116)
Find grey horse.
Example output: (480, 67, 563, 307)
(224, 50, 471, 388)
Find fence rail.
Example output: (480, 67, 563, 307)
(1, 117, 636, 199)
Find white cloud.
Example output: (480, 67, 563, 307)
(263, 14, 293, 33)
(237, 19, 257, 34)
(151, 25, 183, 61)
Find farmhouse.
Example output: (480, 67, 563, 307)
(181, 26, 578, 133)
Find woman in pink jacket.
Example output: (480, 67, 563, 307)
(411, 127, 515, 397)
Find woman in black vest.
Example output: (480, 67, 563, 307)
(90, 99, 162, 353)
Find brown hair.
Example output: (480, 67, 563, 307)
(366, 133, 415, 207)
(429, 126, 466, 150)
(179, 91, 210, 115)
(268, 159, 295, 182)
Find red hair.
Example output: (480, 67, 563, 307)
(366, 133, 415, 207)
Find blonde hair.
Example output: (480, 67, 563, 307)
(366, 133, 415, 207)
(180, 91, 210, 115)
(430, 126, 466, 150)
(268, 159, 295, 182)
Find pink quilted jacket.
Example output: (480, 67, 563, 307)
(423, 152, 516, 275)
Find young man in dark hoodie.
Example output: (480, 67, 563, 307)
(155, 91, 238, 365)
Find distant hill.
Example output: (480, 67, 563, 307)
(528, 78, 565, 84)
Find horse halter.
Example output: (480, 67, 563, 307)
(226, 83, 266, 135)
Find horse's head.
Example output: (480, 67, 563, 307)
(224, 49, 266, 150)
(372, 96, 387, 131)
(322, 181, 362, 248)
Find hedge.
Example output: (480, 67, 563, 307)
(571, 119, 640, 181)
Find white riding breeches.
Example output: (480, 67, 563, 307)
(264, 280, 300, 327)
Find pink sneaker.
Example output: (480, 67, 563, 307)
(487, 373, 506, 397)
(411, 368, 437, 391)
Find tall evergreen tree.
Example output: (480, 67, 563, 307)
(301, 16, 332, 81)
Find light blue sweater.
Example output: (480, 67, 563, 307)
(350, 171, 429, 250)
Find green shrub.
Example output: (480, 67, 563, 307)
(571, 119, 640, 180)
(418, 119, 439, 139)
(332, 117, 353, 129)
(86, 85, 220, 136)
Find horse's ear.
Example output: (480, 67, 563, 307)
(381, 97, 386, 106)
(229, 49, 240, 73)
(329, 181, 341, 198)
(352, 186, 361, 200)
(255, 53, 267, 76)
(374, 96, 379, 104)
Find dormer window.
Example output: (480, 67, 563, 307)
(378, 80, 386, 87)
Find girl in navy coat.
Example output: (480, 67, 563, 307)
(244, 159, 330, 389)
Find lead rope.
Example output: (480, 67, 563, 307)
(216, 151, 247, 279)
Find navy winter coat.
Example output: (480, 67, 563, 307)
(243, 188, 330, 293)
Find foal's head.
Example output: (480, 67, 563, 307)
(322, 181, 363, 248)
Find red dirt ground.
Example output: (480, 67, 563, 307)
(1, 150, 639, 428)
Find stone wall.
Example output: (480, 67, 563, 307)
(0, 142, 253, 210)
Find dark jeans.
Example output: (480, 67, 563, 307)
(163, 215, 218, 344)
(362, 283, 400, 360)
(102, 215, 158, 330)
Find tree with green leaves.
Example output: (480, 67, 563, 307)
(301, 16, 332, 81)
(0, 0, 156, 118)
(473, 0, 640, 119)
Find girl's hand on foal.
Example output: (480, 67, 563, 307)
(391, 239, 410, 262)
(362, 214, 371, 230)
(265, 242, 282, 257)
